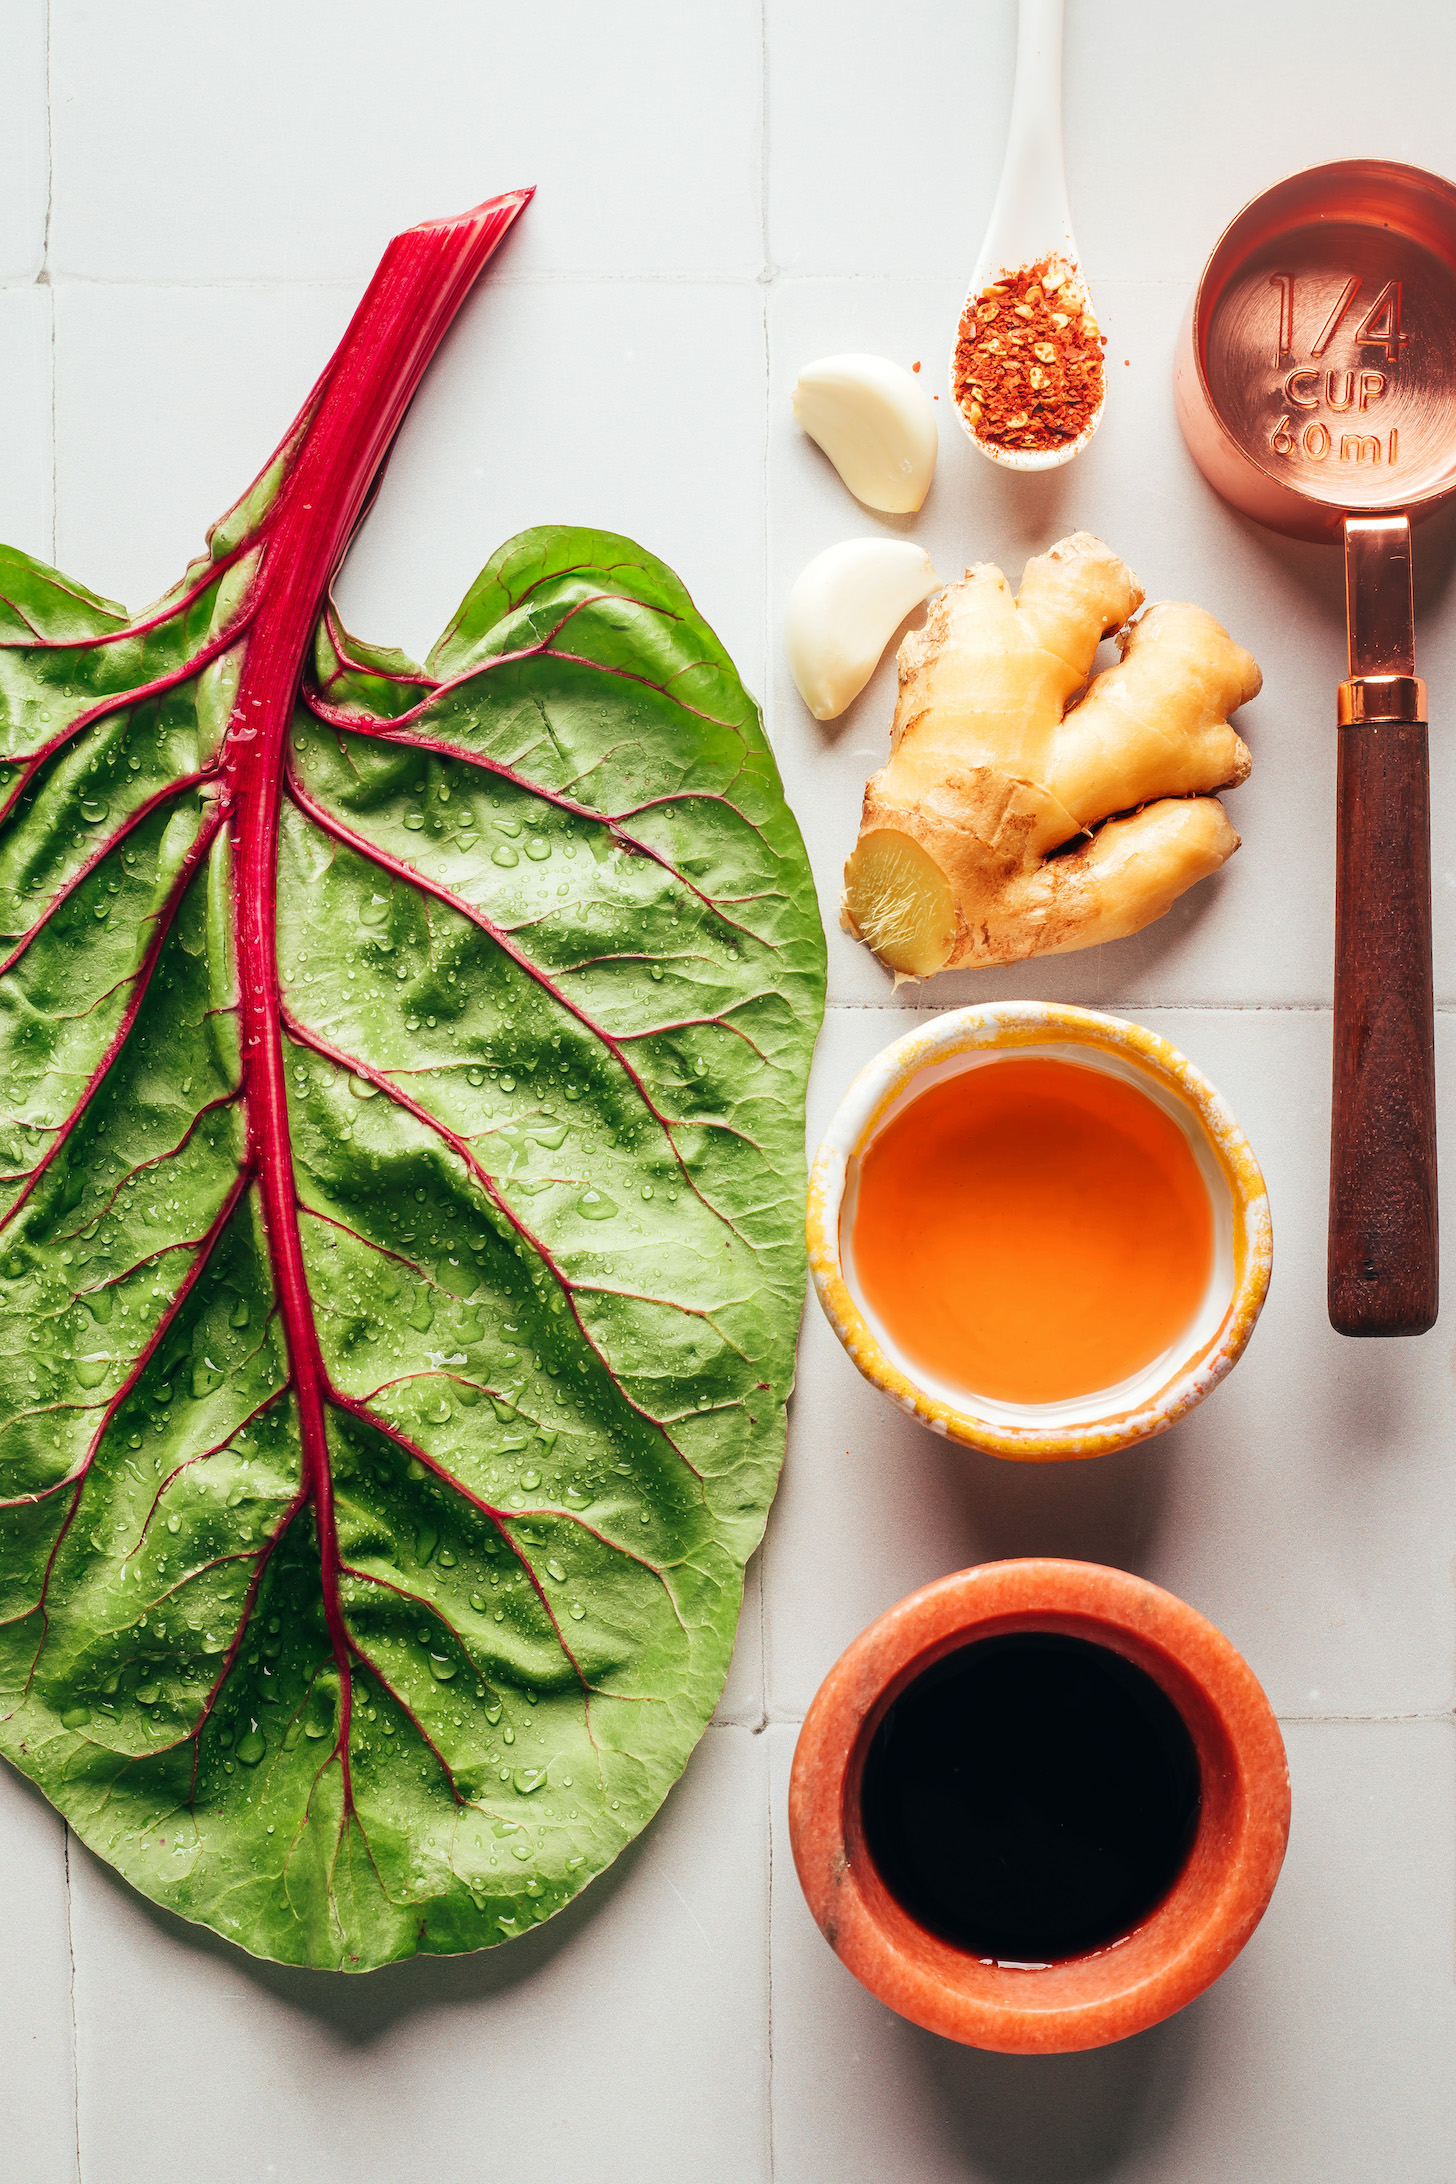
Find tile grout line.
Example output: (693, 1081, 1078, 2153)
(0, 269, 1209, 294)
(62, 1827, 82, 2184)
(758, 11, 778, 2176)
(759, 274, 772, 763)
(756, 1554, 768, 1736)
(759, 1709, 1456, 1729)
(1, 268, 772, 294)
(43, 21, 78, 2177)
(765, 1770, 777, 2184)
(758, 0, 771, 288)
(818, 999, 1456, 1014)
(1276, 1710, 1456, 1726)
(42, 0, 56, 568)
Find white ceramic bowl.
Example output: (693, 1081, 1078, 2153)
(806, 1002, 1273, 1462)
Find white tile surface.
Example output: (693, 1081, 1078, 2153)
(765, 0, 1012, 280)
(0, 1770, 78, 2184)
(768, 1005, 1456, 1723)
(767, 1718, 1456, 2183)
(48, 0, 762, 283)
(333, 276, 767, 685)
(52, 282, 359, 612)
(50, 276, 766, 688)
(0, 0, 48, 284)
(768, 0, 1456, 283)
(0, 286, 54, 558)
(70, 1727, 769, 2184)
(3, 3, 1456, 2175)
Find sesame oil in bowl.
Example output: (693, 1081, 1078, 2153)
(848, 1054, 1215, 1410)
(807, 1004, 1272, 1461)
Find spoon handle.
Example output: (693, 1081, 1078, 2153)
(982, 0, 1073, 277)
(1328, 515, 1438, 1335)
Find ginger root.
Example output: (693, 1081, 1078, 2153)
(841, 531, 1261, 976)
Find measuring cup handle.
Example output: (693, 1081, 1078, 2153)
(1328, 697, 1438, 1335)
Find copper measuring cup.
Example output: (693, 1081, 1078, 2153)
(1175, 159, 1453, 1338)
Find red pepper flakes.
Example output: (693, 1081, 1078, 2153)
(912, 359, 922, 372)
(952, 254, 1105, 452)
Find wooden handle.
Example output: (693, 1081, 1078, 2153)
(1328, 716, 1438, 1335)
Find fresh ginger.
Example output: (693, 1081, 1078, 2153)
(841, 531, 1261, 976)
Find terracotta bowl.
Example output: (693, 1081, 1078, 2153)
(789, 1559, 1290, 2054)
(806, 1000, 1272, 1461)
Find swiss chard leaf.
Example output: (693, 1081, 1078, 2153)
(0, 198, 825, 1969)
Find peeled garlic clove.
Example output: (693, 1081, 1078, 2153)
(792, 354, 939, 514)
(786, 539, 940, 722)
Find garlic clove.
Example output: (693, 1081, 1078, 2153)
(786, 539, 940, 722)
(792, 354, 939, 514)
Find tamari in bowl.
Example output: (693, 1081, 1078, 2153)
(789, 1559, 1291, 2053)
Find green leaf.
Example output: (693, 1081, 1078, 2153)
(0, 201, 825, 1969)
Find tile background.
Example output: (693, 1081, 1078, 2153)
(3, 1, 1455, 2176)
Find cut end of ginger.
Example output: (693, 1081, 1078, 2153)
(842, 829, 956, 978)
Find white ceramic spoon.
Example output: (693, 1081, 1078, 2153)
(951, 0, 1104, 471)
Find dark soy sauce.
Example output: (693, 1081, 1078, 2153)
(860, 1633, 1202, 1964)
